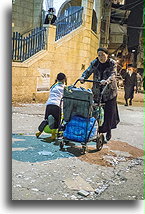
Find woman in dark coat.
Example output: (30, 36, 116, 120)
(80, 47, 120, 142)
(120, 64, 137, 106)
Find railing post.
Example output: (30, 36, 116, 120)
(43, 24, 56, 52)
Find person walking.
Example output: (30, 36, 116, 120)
(120, 64, 137, 106)
(79, 47, 120, 142)
(136, 72, 142, 91)
(36, 73, 67, 139)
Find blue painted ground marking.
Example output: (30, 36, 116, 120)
(12, 134, 75, 163)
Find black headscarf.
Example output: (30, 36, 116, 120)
(97, 47, 109, 55)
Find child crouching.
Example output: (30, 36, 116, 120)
(36, 72, 67, 139)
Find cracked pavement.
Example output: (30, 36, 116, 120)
(12, 103, 144, 200)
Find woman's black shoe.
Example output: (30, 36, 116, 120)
(106, 132, 111, 141)
(125, 99, 128, 106)
(129, 100, 132, 105)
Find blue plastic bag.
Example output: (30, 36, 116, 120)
(63, 116, 97, 142)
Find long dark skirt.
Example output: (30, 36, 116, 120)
(124, 85, 134, 100)
(99, 96, 120, 133)
(45, 104, 61, 129)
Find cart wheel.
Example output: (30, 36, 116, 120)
(57, 131, 63, 138)
(60, 141, 64, 150)
(100, 134, 105, 144)
(64, 139, 69, 145)
(82, 145, 87, 154)
(96, 135, 104, 151)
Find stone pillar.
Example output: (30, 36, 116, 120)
(94, 0, 102, 46)
(44, 24, 56, 52)
(81, 0, 94, 30)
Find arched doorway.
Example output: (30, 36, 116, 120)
(57, 0, 82, 18)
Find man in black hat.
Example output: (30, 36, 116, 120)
(121, 64, 137, 106)
(44, 8, 57, 25)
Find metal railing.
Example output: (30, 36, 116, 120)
(12, 27, 47, 62)
(55, 7, 83, 40)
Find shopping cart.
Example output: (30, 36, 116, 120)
(57, 79, 108, 154)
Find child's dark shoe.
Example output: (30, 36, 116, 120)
(36, 131, 42, 138)
(38, 120, 48, 132)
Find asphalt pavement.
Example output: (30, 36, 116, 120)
(12, 103, 144, 200)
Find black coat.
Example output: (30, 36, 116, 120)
(81, 58, 118, 102)
(81, 57, 120, 133)
(44, 14, 57, 24)
(121, 70, 137, 99)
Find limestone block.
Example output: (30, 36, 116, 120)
(46, 26, 56, 44)
(88, 2, 94, 10)
(79, 43, 89, 51)
(83, 37, 91, 44)
(24, 77, 36, 86)
(12, 77, 23, 87)
(47, 44, 56, 52)
(12, 69, 21, 77)
(35, 92, 48, 102)
(13, 86, 24, 95)
(79, 50, 89, 58)
(86, 8, 93, 16)
(85, 16, 92, 25)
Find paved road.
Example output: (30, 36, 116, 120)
(12, 103, 144, 200)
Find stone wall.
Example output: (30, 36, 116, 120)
(33, 0, 43, 28)
(12, 0, 43, 34)
(12, 0, 100, 103)
(12, 25, 99, 103)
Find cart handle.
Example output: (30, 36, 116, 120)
(73, 79, 110, 104)
(73, 79, 100, 86)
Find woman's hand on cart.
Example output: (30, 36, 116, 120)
(100, 79, 107, 85)
(79, 77, 85, 84)
(74, 78, 108, 86)
(77, 78, 100, 85)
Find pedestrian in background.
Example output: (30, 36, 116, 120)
(44, 8, 57, 25)
(136, 72, 142, 91)
(121, 64, 137, 106)
(143, 75, 145, 91)
(36, 73, 67, 139)
(79, 47, 120, 142)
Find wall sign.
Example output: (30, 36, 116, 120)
(37, 68, 50, 92)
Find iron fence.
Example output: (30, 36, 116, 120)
(12, 27, 47, 62)
(55, 7, 83, 40)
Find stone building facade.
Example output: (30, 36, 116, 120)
(12, 0, 101, 103)
(12, 0, 43, 34)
